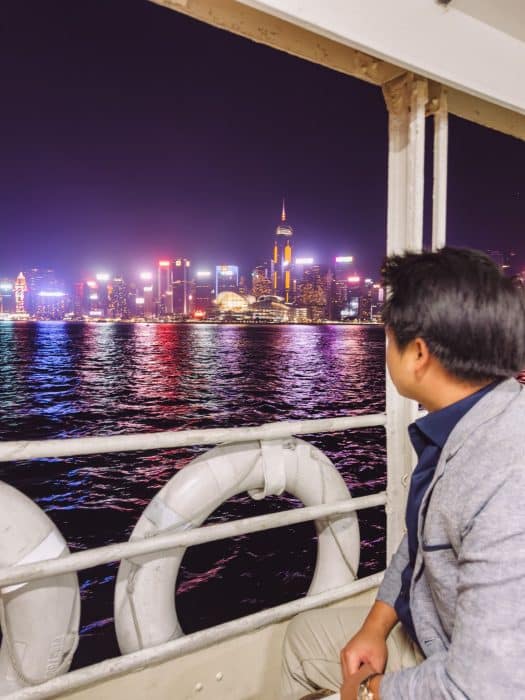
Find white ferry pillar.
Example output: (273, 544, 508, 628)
(382, 74, 427, 562)
(430, 85, 449, 250)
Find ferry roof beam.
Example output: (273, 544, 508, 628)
(149, 0, 525, 141)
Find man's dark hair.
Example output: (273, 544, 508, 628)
(381, 247, 525, 381)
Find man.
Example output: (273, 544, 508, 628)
(282, 247, 525, 699)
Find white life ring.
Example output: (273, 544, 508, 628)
(0, 482, 80, 696)
(115, 438, 360, 653)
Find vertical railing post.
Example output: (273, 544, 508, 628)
(431, 86, 449, 251)
(382, 74, 428, 562)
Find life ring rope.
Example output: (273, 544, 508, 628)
(248, 439, 288, 500)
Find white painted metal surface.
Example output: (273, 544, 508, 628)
(382, 74, 425, 560)
(0, 413, 386, 462)
(150, 1, 525, 140)
(3, 573, 382, 700)
(431, 88, 449, 250)
(238, 0, 525, 115)
(383, 75, 428, 252)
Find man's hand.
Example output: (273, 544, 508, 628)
(340, 663, 382, 700)
(340, 601, 397, 680)
(340, 625, 387, 680)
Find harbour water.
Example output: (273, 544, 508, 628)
(0, 322, 390, 666)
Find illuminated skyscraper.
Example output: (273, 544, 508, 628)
(143, 285, 154, 318)
(334, 256, 354, 280)
(297, 264, 329, 321)
(293, 257, 314, 299)
(85, 279, 102, 317)
(73, 282, 84, 316)
(35, 291, 67, 319)
(139, 272, 154, 318)
(272, 200, 293, 302)
(108, 277, 128, 318)
(96, 273, 110, 315)
(15, 272, 27, 313)
(157, 260, 173, 316)
(330, 256, 355, 320)
(26, 268, 59, 314)
(194, 271, 213, 317)
(0, 279, 14, 314)
(216, 265, 239, 295)
(172, 258, 191, 316)
(251, 264, 272, 299)
(24, 268, 68, 318)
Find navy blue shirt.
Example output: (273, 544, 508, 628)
(394, 382, 497, 645)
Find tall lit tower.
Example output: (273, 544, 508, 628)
(15, 272, 27, 314)
(215, 265, 239, 295)
(140, 272, 154, 318)
(172, 258, 191, 316)
(272, 200, 293, 302)
(157, 260, 173, 316)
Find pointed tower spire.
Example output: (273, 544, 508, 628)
(281, 198, 286, 222)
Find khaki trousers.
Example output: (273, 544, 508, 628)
(281, 606, 422, 700)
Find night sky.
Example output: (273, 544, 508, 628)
(1, 0, 524, 283)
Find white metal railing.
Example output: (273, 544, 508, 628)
(0, 494, 387, 590)
(0, 413, 386, 462)
(0, 413, 389, 698)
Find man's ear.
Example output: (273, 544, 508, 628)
(413, 337, 431, 378)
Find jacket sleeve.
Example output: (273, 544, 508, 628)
(376, 534, 408, 608)
(380, 464, 525, 698)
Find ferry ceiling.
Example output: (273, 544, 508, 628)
(150, 0, 525, 141)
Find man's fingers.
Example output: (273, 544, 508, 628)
(340, 648, 361, 677)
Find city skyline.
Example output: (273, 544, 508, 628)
(0, 205, 386, 323)
(1, 238, 518, 325)
(0, 191, 522, 320)
(0, 199, 373, 285)
(1, 197, 524, 288)
(1, 0, 524, 281)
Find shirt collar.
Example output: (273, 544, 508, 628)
(410, 381, 499, 454)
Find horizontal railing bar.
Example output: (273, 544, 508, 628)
(6, 571, 384, 700)
(0, 413, 387, 463)
(0, 493, 386, 588)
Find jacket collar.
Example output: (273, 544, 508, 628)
(413, 381, 497, 452)
(442, 377, 522, 462)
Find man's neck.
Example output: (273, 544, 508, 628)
(420, 378, 494, 413)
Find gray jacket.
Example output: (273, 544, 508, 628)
(378, 378, 525, 699)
